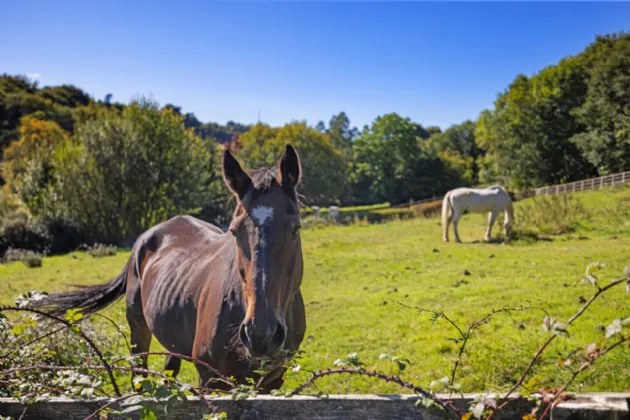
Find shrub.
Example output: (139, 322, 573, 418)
(516, 194, 589, 235)
(44, 217, 88, 255)
(0, 212, 51, 258)
(410, 199, 442, 218)
(22, 252, 43, 268)
(3, 248, 43, 267)
(86, 243, 117, 258)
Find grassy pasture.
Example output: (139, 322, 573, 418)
(2, 185, 630, 394)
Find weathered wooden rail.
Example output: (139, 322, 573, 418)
(535, 171, 630, 197)
(1, 393, 629, 419)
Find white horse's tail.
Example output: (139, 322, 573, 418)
(441, 192, 452, 239)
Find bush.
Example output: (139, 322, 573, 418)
(85, 243, 117, 258)
(410, 199, 443, 218)
(516, 194, 589, 235)
(3, 248, 43, 267)
(0, 212, 51, 258)
(22, 252, 43, 268)
(44, 217, 88, 255)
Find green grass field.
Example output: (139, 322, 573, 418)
(2, 185, 630, 395)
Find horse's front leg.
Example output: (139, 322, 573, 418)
(485, 210, 498, 241)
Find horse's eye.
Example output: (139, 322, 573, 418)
(291, 224, 301, 240)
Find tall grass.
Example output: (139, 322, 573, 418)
(516, 194, 589, 235)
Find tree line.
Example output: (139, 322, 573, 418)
(0, 32, 628, 255)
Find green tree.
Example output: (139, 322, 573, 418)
(428, 120, 481, 185)
(571, 33, 630, 174)
(327, 112, 356, 155)
(55, 99, 217, 242)
(238, 121, 347, 205)
(351, 113, 457, 204)
(475, 57, 596, 189)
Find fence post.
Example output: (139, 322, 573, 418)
(624, 172, 627, 183)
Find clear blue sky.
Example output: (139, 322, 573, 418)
(3, 1, 629, 130)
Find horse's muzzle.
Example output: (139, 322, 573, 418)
(239, 319, 286, 358)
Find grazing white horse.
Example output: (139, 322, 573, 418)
(441, 185, 514, 243)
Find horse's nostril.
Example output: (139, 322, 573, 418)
(239, 324, 251, 349)
(272, 322, 286, 348)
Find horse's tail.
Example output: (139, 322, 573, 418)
(32, 260, 130, 317)
(441, 192, 452, 238)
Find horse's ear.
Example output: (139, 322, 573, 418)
(222, 149, 252, 200)
(278, 144, 301, 191)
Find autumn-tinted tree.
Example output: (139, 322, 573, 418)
(1, 116, 70, 217)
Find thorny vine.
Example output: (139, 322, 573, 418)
(0, 261, 628, 419)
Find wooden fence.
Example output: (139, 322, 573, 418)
(535, 171, 630, 197)
(1, 393, 629, 419)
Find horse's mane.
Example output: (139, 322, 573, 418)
(243, 167, 305, 209)
(248, 167, 278, 190)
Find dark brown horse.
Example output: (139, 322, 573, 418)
(36, 145, 306, 392)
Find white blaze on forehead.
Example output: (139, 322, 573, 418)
(252, 206, 274, 225)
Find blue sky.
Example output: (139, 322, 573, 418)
(3, 1, 629, 130)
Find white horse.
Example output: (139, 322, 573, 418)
(441, 185, 514, 243)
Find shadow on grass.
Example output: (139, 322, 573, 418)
(470, 229, 553, 245)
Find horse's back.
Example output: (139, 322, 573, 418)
(448, 186, 509, 213)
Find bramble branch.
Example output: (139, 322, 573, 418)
(0, 305, 121, 397)
(292, 367, 461, 418)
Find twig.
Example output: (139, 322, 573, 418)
(291, 367, 461, 418)
(399, 302, 546, 387)
(91, 313, 132, 354)
(492, 274, 629, 416)
(0, 364, 220, 414)
(109, 351, 235, 388)
(0, 325, 66, 359)
(537, 335, 630, 420)
(0, 305, 122, 397)
(82, 393, 141, 420)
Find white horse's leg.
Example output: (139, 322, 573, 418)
(443, 212, 452, 242)
(485, 210, 498, 242)
(452, 209, 462, 243)
(504, 203, 514, 236)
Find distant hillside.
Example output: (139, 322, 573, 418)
(0, 74, 250, 153)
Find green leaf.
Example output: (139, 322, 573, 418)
(120, 405, 144, 414)
(418, 397, 435, 408)
(429, 376, 450, 390)
(121, 395, 145, 406)
(165, 394, 184, 414)
(606, 319, 623, 338)
(155, 386, 172, 400)
(472, 402, 485, 419)
(10, 323, 27, 336)
(140, 409, 158, 420)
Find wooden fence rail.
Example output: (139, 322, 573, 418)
(534, 171, 630, 197)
